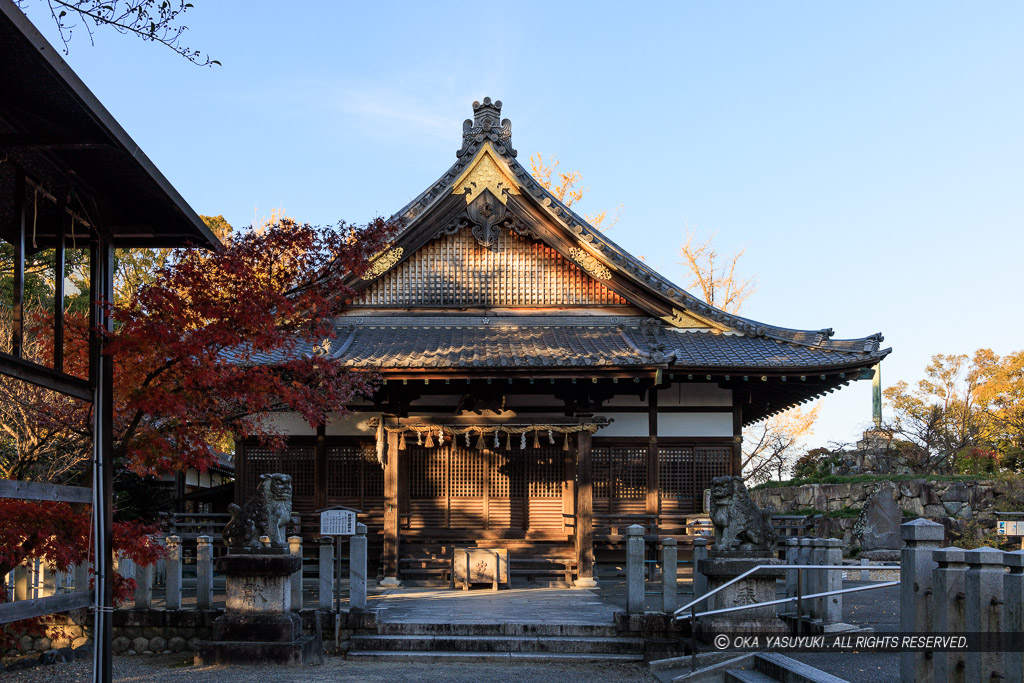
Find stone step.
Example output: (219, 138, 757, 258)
(346, 650, 645, 664)
(350, 633, 644, 654)
(376, 621, 620, 637)
(725, 668, 777, 683)
(753, 652, 849, 683)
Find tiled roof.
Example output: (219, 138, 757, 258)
(323, 316, 886, 371)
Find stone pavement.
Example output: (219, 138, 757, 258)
(369, 585, 620, 625)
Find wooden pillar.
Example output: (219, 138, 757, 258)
(381, 430, 401, 586)
(314, 423, 327, 511)
(575, 429, 596, 587)
(731, 402, 743, 477)
(647, 386, 659, 520)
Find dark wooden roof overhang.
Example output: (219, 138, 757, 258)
(0, 4, 220, 250)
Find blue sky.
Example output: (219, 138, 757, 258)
(18, 1, 1023, 448)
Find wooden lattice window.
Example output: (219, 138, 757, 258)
(450, 447, 484, 497)
(326, 444, 383, 499)
(409, 447, 447, 499)
(695, 446, 730, 493)
(592, 446, 646, 501)
(526, 449, 563, 498)
(658, 447, 694, 501)
(242, 445, 315, 498)
(488, 450, 512, 498)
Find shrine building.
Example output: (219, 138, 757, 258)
(235, 98, 890, 586)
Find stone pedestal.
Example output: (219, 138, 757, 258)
(195, 551, 322, 666)
(695, 551, 788, 641)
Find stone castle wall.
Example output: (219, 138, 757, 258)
(751, 478, 1019, 552)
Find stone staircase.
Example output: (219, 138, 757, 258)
(347, 621, 647, 663)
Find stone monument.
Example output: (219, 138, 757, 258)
(695, 476, 788, 639)
(195, 473, 322, 666)
(854, 481, 902, 561)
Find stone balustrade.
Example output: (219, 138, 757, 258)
(899, 518, 1024, 683)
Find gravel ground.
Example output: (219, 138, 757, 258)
(2, 654, 658, 682)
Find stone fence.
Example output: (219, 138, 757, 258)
(900, 518, 1024, 683)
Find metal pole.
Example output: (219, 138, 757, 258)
(91, 237, 114, 683)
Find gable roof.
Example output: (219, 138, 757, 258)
(338, 99, 889, 358)
(306, 99, 892, 421)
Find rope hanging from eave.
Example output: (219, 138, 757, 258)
(370, 419, 605, 468)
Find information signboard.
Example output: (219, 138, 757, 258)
(320, 509, 356, 536)
(998, 520, 1023, 537)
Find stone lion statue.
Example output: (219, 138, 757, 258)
(224, 473, 293, 550)
(709, 475, 777, 552)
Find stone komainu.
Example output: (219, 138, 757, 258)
(709, 475, 777, 551)
(224, 473, 293, 549)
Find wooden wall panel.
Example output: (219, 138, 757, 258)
(355, 228, 628, 307)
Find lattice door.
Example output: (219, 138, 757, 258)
(658, 447, 696, 514)
(592, 446, 647, 518)
(326, 443, 384, 527)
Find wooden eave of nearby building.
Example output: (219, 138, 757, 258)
(0, 4, 221, 250)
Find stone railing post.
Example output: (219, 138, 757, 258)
(134, 561, 153, 609)
(899, 518, 944, 683)
(319, 537, 334, 610)
(692, 537, 709, 612)
(661, 538, 678, 614)
(72, 561, 89, 594)
(964, 548, 1005, 683)
(13, 564, 28, 601)
(626, 524, 645, 614)
(822, 539, 843, 623)
(860, 557, 870, 581)
(165, 535, 182, 610)
(933, 547, 966, 683)
(196, 535, 214, 609)
(117, 551, 135, 589)
(1005, 550, 1024, 683)
(288, 535, 302, 611)
(785, 538, 800, 599)
(810, 538, 827, 620)
(154, 536, 166, 587)
(350, 523, 367, 610)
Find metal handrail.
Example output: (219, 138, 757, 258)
(675, 580, 901, 621)
(677, 561, 901, 674)
(673, 563, 899, 617)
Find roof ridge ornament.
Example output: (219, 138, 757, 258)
(458, 97, 516, 159)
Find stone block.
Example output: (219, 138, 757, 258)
(131, 637, 149, 653)
(225, 573, 292, 615)
(212, 613, 302, 643)
(72, 637, 90, 650)
(169, 637, 187, 652)
(141, 626, 162, 639)
(33, 637, 50, 652)
(149, 636, 167, 652)
(186, 637, 199, 651)
(941, 483, 970, 503)
(942, 501, 964, 518)
(923, 504, 946, 518)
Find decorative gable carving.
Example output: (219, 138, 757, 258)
(353, 228, 629, 308)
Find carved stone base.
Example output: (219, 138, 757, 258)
(196, 552, 320, 666)
(695, 554, 788, 641)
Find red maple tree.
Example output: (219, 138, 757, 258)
(1, 216, 396, 644)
